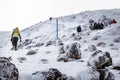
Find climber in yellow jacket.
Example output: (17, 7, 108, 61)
(11, 27, 21, 50)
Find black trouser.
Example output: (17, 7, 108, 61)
(12, 37, 18, 50)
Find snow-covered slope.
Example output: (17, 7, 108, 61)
(0, 31, 11, 48)
(0, 9, 120, 80)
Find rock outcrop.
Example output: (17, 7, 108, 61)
(57, 42, 81, 62)
(0, 57, 19, 80)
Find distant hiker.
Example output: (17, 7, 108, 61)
(89, 22, 97, 30)
(97, 22, 104, 29)
(89, 19, 96, 30)
(49, 17, 52, 21)
(77, 25, 81, 33)
(11, 27, 21, 50)
(109, 19, 117, 25)
(89, 19, 104, 30)
(93, 22, 98, 29)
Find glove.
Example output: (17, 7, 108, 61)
(11, 39, 12, 41)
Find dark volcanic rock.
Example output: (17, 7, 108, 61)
(0, 57, 19, 80)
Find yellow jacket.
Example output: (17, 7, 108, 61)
(11, 28, 21, 41)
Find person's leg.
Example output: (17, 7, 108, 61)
(11, 37, 15, 50)
(15, 42, 17, 50)
(14, 37, 18, 50)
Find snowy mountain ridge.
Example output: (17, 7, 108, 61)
(0, 9, 120, 80)
(1, 9, 120, 47)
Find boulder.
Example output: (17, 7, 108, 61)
(88, 45, 97, 52)
(56, 39, 64, 46)
(18, 57, 27, 63)
(34, 43, 44, 47)
(40, 59, 49, 64)
(97, 42, 106, 47)
(114, 37, 120, 43)
(92, 36, 101, 40)
(97, 69, 114, 80)
(32, 68, 75, 80)
(0, 57, 19, 80)
(57, 42, 81, 62)
(88, 50, 112, 69)
(73, 33, 82, 41)
(26, 50, 37, 55)
(70, 33, 76, 38)
(46, 40, 55, 46)
(18, 39, 32, 49)
(87, 50, 114, 80)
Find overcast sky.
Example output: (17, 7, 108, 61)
(0, 0, 120, 31)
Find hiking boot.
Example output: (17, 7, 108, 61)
(15, 48, 17, 51)
(11, 46, 15, 50)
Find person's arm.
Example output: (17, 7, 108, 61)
(11, 32, 14, 41)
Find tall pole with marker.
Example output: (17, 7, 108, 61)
(56, 18, 58, 39)
(56, 18, 59, 46)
